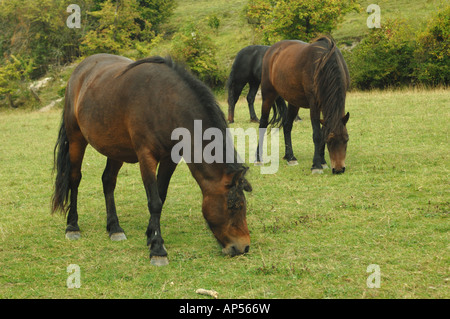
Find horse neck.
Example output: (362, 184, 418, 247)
(187, 162, 228, 196)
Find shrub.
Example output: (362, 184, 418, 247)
(81, 0, 145, 56)
(246, 0, 359, 44)
(170, 23, 224, 88)
(348, 19, 415, 89)
(413, 5, 450, 86)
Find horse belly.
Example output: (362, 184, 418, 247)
(79, 116, 138, 163)
(270, 43, 312, 108)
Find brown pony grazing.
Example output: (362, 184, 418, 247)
(255, 36, 350, 174)
(52, 54, 252, 266)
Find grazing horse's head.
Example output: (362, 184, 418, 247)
(324, 112, 350, 174)
(202, 167, 252, 256)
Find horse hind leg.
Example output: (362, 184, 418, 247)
(227, 81, 246, 123)
(102, 158, 126, 241)
(65, 135, 88, 240)
(255, 89, 277, 165)
(283, 103, 299, 166)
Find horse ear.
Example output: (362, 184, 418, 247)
(342, 112, 350, 125)
(229, 167, 252, 192)
(242, 179, 252, 192)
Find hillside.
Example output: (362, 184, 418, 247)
(3, 0, 446, 110)
(163, 0, 445, 65)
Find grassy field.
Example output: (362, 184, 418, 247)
(0, 88, 448, 299)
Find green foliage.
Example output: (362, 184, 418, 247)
(0, 0, 85, 78)
(81, 0, 144, 55)
(207, 14, 221, 33)
(0, 56, 24, 96)
(0, 0, 176, 108)
(245, 0, 359, 44)
(347, 5, 450, 90)
(135, 0, 176, 35)
(413, 5, 450, 86)
(0, 55, 34, 107)
(348, 19, 415, 90)
(170, 23, 224, 88)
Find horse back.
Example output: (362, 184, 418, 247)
(64, 54, 197, 163)
(232, 45, 270, 83)
(261, 40, 314, 107)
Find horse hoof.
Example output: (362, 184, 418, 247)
(65, 231, 81, 240)
(287, 160, 298, 166)
(250, 119, 260, 123)
(311, 168, 323, 174)
(150, 256, 169, 266)
(322, 164, 329, 169)
(254, 161, 264, 166)
(110, 232, 127, 241)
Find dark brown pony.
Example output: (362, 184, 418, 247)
(52, 54, 252, 266)
(256, 36, 350, 174)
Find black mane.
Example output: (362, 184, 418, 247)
(312, 36, 348, 137)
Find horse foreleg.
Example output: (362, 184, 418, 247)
(102, 158, 126, 241)
(247, 82, 260, 123)
(310, 112, 327, 174)
(138, 150, 168, 266)
(157, 157, 177, 205)
(255, 91, 277, 165)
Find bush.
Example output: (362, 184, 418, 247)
(246, 0, 359, 44)
(81, 0, 148, 56)
(170, 23, 224, 88)
(348, 19, 415, 90)
(413, 5, 450, 86)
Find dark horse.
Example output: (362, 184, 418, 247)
(226, 45, 290, 124)
(52, 54, 252, 266)
(256, 36, 350, 174)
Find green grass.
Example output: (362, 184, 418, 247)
(0, 88, 448, 298)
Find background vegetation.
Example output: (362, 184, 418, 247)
(0, 0, 448, 108)
(0, 0, 448, 299)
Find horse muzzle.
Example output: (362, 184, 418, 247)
(222, 241, 250, 256)
(332, 167, 346, 174)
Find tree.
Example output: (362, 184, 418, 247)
(246, 0, 359, 43)
(81, 0, 144, 55)
(0, 0, 86, 78)
(80, 0, 176, 55)
(135, 0, 176, 35)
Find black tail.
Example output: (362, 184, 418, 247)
(51, 111, 71, 215)
(226, 67, 237, 108)
(267, 96, 288, 128)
